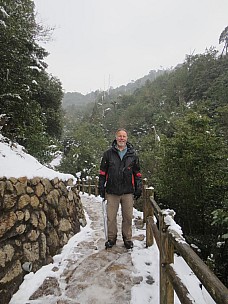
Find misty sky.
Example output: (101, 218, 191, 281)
(34, 0, 228, 95)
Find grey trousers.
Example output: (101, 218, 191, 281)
(106, 193, 134, 242)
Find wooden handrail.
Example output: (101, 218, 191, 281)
(170, 236, 228, 304)
(144, 188, 228, 304)
(76, 177, 98, 196)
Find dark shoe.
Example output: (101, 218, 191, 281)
(124, 240, 133, 249)
(105, 239, 116, 249)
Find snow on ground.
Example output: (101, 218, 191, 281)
(0, 134, 73, 180)
(1, 134, 216, 303)
(9, 193, 215, 304)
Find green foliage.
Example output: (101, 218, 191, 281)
(155, 113, 227, 234)
(211, 202, 228, 285)
(212, 206, 228, 240)
(58, 122, 108, 177)
(0, 0, 63, 163)
(219, 26, 228, 55)
(33, 73, 64, 139)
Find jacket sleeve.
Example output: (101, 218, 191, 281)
(98, 152, 108, 195)
(133, 155, 142, 194)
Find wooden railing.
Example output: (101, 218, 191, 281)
(76, 176, 99, 196)
(143, 179, 228, 304)
(76, 177, 228, 304)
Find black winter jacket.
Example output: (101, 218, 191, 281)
(98, 140, 142, 196)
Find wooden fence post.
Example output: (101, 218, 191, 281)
(88, 176, 91, 195)
(77, 178, 81, 192)
(95, 176, 99, 197)
(145, 187, 155, 247)
(82, 178, 85, 194)
(160, 211, 174, 304)
(143, 178, 148, 223)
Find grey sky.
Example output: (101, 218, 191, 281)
(34, 0, 228, 95)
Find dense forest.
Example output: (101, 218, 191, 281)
(0, 0, 63, 162)
(0, 1, 227, 286)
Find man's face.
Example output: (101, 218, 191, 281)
(116, 130, 127, 149)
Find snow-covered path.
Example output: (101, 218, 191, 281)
(10, 193, 215, 304)
(10, 193, 160, 304)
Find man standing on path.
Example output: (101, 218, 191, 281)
(98, 128, 142, 249)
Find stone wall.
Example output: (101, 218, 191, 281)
(0, 176, 86, 304)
